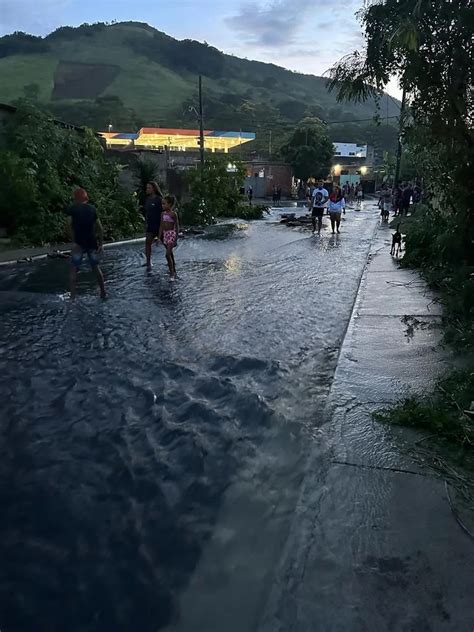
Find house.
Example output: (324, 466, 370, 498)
(331, 142, 375, 188)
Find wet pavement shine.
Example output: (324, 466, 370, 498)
(0, 204, 472, 631)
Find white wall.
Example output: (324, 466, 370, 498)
(333, 142, 367, 158)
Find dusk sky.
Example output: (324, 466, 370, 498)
(0, 0, 401, 96)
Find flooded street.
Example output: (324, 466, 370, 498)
(0, 204, 386, 631)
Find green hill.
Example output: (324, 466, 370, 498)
(0, 22, 399, 150)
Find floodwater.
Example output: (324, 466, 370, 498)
(0, 204, 379, 632)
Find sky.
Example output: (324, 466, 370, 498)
(0, 0, 401, 97)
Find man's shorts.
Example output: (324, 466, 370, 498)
(312, 207, 325, 218)
(146, 225, 160, 240)
(71, 246, 100, 269)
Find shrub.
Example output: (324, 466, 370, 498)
(183, 157, 246, 225)
(0, 104, 141, 245)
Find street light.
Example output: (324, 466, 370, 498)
(360, 166, 368, 175)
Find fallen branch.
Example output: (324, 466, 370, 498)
(444, 481, 474, 542)
(331, 460, 427, 477)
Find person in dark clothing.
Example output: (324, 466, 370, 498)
(247, 185, 253, 205)
(64, 187, 106, 300)
(141, 181, 163, 270)
(401, 182, 413, 215)
(393, 183, 403, 216)
(413, 182, 423, 204)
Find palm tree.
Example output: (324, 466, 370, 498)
(131, 156, 163, 205)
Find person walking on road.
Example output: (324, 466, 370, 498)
(379, 184, 392, 221)
(328, 185, 345, 234)
(401, 182, 413, 216)
(141, 181, 163, 271)
(247, 185, 253, 205)
(64, 187, 106, 300)
(311, 180, 329, 235)
(392, 182, 403, 216)
(356, 184, 363, 208)
(158, 195, 179, 281)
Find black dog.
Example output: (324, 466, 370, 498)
(380, 207, 390, 222)
(390, 225, 402, 256)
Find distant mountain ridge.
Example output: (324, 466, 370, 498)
(0, 22, 399, 150)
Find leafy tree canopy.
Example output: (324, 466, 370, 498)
(0, 32, 49, 57)
(281, 121, 334, 181)
(183, 157, 246, 224)
(0, 103, 140, 244)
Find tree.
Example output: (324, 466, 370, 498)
(278, 99, 308, 121)
(329, 0, 474, 344)
(0, 32, 49, 58)
(281, 121, 334, 181)
(0, 104, 140, 244)
(183, 156, 246, 224)
(131, 156, 163, 205)
(22, 83, 40, 101)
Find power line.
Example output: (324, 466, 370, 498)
(324, 115, 399, 125)
(253, 115, 399, 130)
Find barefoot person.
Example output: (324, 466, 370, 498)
(142, 181, 163, 270)
(328, 185, 345, 234)
(158, 195, 179, 281)
(311, 180, 329, 235)
(64, 187, 106, 300)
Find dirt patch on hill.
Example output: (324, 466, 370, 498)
(52, 61, 120, 99)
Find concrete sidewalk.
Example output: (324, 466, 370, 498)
(259, 222, 474, 632)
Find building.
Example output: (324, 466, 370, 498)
(331, 142, 375, 187)
(100, 128, 256, 153)
(244, 160, 293, 198)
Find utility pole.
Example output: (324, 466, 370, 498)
(198, 75, 205, 171)
(269, 130, 272, 157)
(394, 86, 406, 187)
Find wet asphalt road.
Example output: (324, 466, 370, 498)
(2, 203, 445, 632)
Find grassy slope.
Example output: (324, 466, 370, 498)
(51, 26, 194, 120)
(0, 22, 399, 125)
(0, 54, 57, 101)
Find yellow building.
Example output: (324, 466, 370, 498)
(99, 128, 255, 153)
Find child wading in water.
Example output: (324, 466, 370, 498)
(158, 195, 179, 280)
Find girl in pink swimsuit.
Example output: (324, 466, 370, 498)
(158, 195, 179, 280)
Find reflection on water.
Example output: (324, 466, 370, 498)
(0, 207, 378, 631)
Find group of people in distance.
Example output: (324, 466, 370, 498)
(378, 180, 422, 221)
(307, 180, 347, 235)
(64, 181, 179, 299)
(340, 182, 364, 206)
(272, 185, 283, 204)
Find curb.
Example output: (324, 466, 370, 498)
(0, 236, 147, 267)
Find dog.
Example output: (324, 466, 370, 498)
(380, 206, 390, 222)
(390, 225, 402, 256)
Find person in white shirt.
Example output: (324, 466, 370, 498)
(328, 185, 345, 234)
(311, 180, 329, 235)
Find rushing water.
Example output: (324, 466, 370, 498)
(0, 205, 379, 632)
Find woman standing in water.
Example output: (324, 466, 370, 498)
(328, 185, 345, 234)
(158, 195, 179, 281)
(142, 181, 163, 270)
